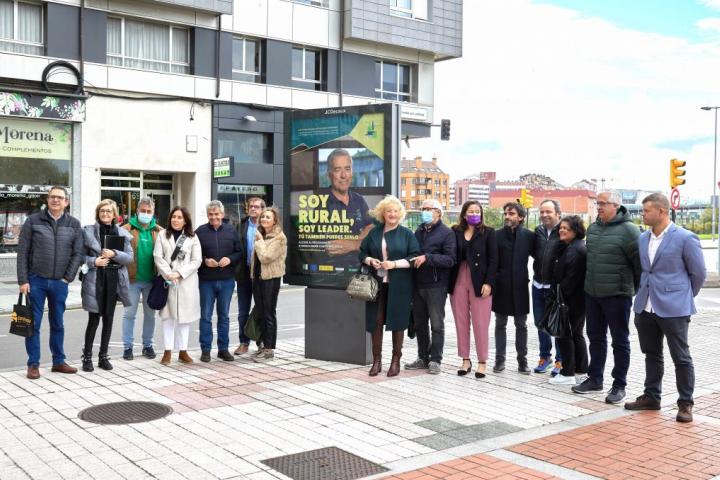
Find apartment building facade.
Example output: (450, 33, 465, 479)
(399, 156, 450, 210)
(0, 0, 463, 271)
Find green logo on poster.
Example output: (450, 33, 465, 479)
(366, 121, 377, 138)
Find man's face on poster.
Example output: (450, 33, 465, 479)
(328, 154, 353, 195)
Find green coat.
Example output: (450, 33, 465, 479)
(359, 224, 421, 332)
(584, 206, 642, 298)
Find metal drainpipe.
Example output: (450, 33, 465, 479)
(216, 14, 221, 98)
(79, 0, 85, 87)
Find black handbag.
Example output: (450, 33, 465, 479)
(539, 285, 571, 338)
(148, 234, 186, 310)
(346, 264, 379, 302)
(10, 294, 35, 337)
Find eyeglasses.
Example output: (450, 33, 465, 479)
(98, 209, 114, 214)
(596, 201, 616, 207)
(48, 195, 66, 201)
(421, 207, 437, 211)
(248, 205, 263, 209)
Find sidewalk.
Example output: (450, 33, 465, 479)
(2, 309, 720, 480)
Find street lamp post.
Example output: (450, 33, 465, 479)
(701, 106, 719, 272)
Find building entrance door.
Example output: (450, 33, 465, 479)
(100, 171, 173, 225)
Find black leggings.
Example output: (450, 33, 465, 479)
(84, 295, 117, 356)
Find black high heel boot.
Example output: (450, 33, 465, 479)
(81, 349, 94, 372)
(98, 354, 113, 371)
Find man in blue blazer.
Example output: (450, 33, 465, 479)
(624, 193, 706, 422)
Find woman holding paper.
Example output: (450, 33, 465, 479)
(80, 199, 133, 372)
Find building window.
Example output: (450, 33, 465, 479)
(0, 118, 72, 253)
(390, 0, 428, 20)
(232, 36, 261, 83)
(292, 46, 322, 90)
(0, 0, 43, 55)
(375, 61, 411, 102)
(107, 17, 190, 74)
(217, 130, 273, 164)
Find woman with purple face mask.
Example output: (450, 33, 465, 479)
(448, 201, 498, 379)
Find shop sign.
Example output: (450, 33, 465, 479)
(0, 91, 86, 122)
(217, 185, 267, 195)
(400, 105, 428, 122)
(0, 117, 72, 160)
(213, 156, 234, 178)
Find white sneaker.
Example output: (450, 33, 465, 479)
(575, 374, 588, 384)
(549, 374, 577, 385)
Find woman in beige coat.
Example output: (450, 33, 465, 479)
(153, 206, 202, 365)
(250, 206, 287, 362)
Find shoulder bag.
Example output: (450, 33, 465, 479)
(148, 234, 186, 310)
(346, 264, 379, 302)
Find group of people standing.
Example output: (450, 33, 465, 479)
(17, 187, 287, 378)
(362, 191, 705, 423)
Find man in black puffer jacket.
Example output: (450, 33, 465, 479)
(17, 186, 84, 380)
(531, 199, 562, 375)
(404, 199, 456, 375)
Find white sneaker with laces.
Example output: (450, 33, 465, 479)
(549, 374, 577, 385)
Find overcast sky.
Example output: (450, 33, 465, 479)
(403, 0, 720, 201)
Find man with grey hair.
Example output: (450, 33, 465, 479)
(121, 197, 162, 360)
(323, 148, 373, 261)
(196, 200, 243, 363)
(405, 198, 456, 374)
(573, 191, 641, 404)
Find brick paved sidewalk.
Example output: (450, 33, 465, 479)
(1, 309, 719, 480)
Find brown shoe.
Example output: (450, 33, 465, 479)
(234, 344, 249, 355)
(51, 363, 77, 374)
(160, 350, 172, 365)
(27, 366, 40, 379)
(178, 351, 193, 364)
(624, 394, 661, 411)
(677, 402, 693, 423)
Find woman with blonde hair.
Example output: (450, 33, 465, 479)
(154, 206, 202, 365)
(359, 195, 420, 377)
(80, 199, 134, 371)
(251, 206, 287, 362)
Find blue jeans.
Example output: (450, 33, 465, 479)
(26, 273, 69, 367)
(532, 286, 561, 361)
(237, 279, 252, 345)
(586, 294, 632, 388)
(122, 281, 156, 349)
(199, 278, 235, 352)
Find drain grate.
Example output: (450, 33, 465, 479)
(262, 447, 388, 480)
(78, 401, 173, 425)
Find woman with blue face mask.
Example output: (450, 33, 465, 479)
(447, 201, 498, 379)
(404, 200, 457, 375)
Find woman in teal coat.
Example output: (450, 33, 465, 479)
(359, 195, 421, 377)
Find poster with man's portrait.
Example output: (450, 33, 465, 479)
(284, 104, 393, 288)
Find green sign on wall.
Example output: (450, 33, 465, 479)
(0, 117, 72, 160)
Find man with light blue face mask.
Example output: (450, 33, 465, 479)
(121, 197, 162, 360)
(404, 199, 456, 374)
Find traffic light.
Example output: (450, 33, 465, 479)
(670, 158, 686, 188)
(440, 119, 450, 141)
(520, 188, 534, 208)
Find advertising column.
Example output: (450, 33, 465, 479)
(284, 104, 396, 363)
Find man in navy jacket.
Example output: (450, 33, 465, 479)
(405, 199, 456, 374)
(196, 200, 243, 363)
(625, 193, 705, 422)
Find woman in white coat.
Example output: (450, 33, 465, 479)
(153, 206, 202, 365)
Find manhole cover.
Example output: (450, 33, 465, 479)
(78, 401, 173, 425)
(262, 447, 388, 480)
